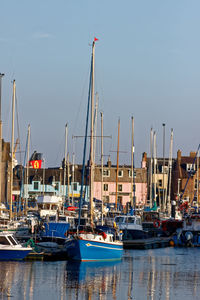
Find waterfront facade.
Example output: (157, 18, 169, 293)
(12, 156, 147, 210)
(9, 149, 200, 212)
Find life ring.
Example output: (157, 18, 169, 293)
(153, 220, 160, 228)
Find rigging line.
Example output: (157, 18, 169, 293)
(72, 63, 91, 137)
(78, 53, 92, 228)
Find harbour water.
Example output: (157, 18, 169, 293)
(0, 248, 200, 300)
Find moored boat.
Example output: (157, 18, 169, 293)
(65, 38, 123, 261)
(0, 232, 32, 260)
(65, 229, 123, 261)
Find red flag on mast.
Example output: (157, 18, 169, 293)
(94, 37, 99, 42)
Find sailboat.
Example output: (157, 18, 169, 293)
(65, 38, 123, 261)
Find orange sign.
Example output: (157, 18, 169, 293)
(29, 160, 42, 169)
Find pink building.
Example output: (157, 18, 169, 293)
(93, 155, 147, 208)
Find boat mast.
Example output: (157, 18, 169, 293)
(153, 131, 157, 208)
(167, 129, 173, 214)
(197, 150, 199, 211)
(78, 40, 93, 229)
(101, 111, 104, 225)
(10, 80, 16, 221)
(149, 128, 153, 208)
(67, 153, 70, 204)
(131, 117, 134, 208)
(25, 124, 30, 214)
(162, 123, 166, 212)
(90, 38, 96, 226)
(115, 118, 120, 210)
(93, 93, 99, 165)
(0, 73, 4, 205)
(63, 123, 68, 202)
(72, 152, 75, 206)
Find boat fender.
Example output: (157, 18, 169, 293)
(185, 231, 193, 241)
(169, 239, 175, 247)
(100, 232, 107, 240)
(153, 220, 160, 228)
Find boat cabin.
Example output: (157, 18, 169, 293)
(114, 215, 142, 231)
(0, 233, 19, 246)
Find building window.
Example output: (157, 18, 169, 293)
(129, 170, 136, 178)
(118, 170, 123, 177)
(73, 183, 78, 191)
(158, 180, 162, 187)
(33, 182, 39, 190)
(162, 166, 168, 174)
(103, 184, 108, 191)
(187, 164, 195, 172)
(55, 182, 59, 191)
(118, 184, 123, 192)
(103, 169, 110, 177)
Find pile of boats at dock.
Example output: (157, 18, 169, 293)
(1, 202, 200, 262)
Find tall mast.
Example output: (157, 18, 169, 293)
(153, 131, 157, 207)
(131, 117, 134, 208)
(167, 129, 173, 215)
(197, 150, 199, 210)
(150, 128, 153, 207)
(93, 93, 99, 165)
(162, 123, 166, 212)
(0, 73, 4, 205)
(10, 80, 16, 220)
(26, 124, 30, 214)
(72, 152, 75, 206)
(115, 118, 120, 210)
(67, 153, 70, 203)
(90, 39, 96, 226)
(63, 123, 68, 201)
(101, 111, 104, 225)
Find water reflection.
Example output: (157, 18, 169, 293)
(65, 260, 122, 299)
(123, 248, 200, 300)
(0, 249, 200, 299)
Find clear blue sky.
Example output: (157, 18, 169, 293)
(1, 0, 200, 167)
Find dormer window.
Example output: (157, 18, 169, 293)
(129, 170, 136, 178)
(187, 164, 195, 172)
(118, 170, 123, 177)
(103, 169, 110, 177)
(162, 166, 168, 174)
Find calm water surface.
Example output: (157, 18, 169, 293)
(0, 247, 200, 300)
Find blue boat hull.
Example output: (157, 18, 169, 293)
(66, 238, 123, 261)
(0, 249, 31, 260)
